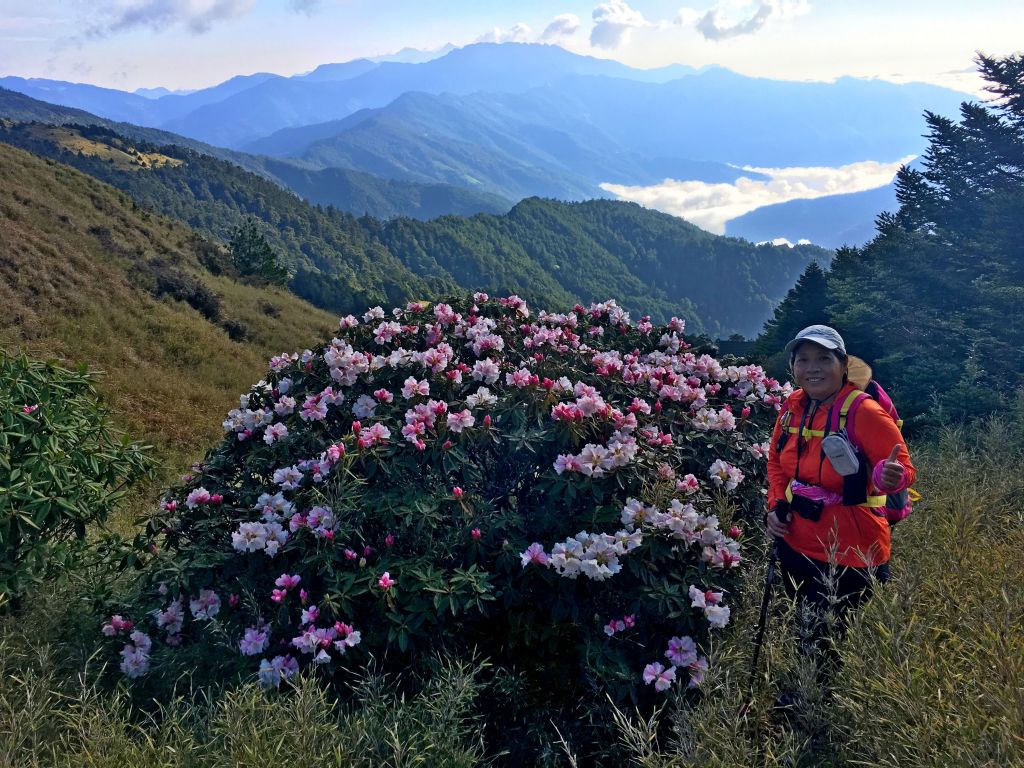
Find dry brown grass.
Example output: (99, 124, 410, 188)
(0, 142, 337, 485)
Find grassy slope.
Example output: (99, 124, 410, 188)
(0, 142, 337, 471)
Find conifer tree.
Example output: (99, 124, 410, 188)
(229, 217, 290, 285)
(749, 260, 830, 378)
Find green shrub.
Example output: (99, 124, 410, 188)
(106, 295, 786, 761)
(0, 352, 156, 607)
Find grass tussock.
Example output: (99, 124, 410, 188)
(0, 616, 488, 768)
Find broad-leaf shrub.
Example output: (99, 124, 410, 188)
(110, 296, 787, 754)
(0, 352, 155, 607)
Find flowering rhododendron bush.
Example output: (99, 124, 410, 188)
(107, 295, 787, 756)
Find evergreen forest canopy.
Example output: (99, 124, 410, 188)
(0, 120, 828, 338)
(753, 53, 1024, 429)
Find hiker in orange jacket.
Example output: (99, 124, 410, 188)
(764, 325, 915, 681)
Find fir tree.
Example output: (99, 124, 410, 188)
(749, 260, 830, 378)
(229, 217, 290, 285)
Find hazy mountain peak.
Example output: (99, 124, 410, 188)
(293, 59, 379, 83)
(370, 44, 456, 64)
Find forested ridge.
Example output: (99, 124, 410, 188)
(0, 121, 828, 337)
(753, 53, 1024, 428)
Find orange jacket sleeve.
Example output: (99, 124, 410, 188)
(766, 408, 789, 511)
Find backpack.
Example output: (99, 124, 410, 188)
(776, 379, 918, 524)
(825, 381, 918, 524)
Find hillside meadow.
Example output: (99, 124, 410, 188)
(0, 141, 338, 476)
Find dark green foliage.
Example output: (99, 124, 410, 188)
(229, 217, 289, 284)
(755, 54, 1024, 430)
(262, 159, 513, 220)
(144, 261, 223, 322)
(0, 353, 155, 606)
(379, 198, 830, 336)
(749, 261, 831, 378)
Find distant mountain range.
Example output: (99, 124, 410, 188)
(0, 43, 971, 245)
(0, 87, 512, 220)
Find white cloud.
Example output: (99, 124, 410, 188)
(763, 237, 812, 247)
(476, 22, 533, 44)
(541, 13, 581, 43)
(590, 0, 649, 49)
(85, 0, 255, 37)
(690, 0, 811, 41)
(696, 4, 773, 41)
(600, 155, 914, 234)
(287, 0, 321, 14)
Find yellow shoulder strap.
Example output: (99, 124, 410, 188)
(838, 388, 865, 431)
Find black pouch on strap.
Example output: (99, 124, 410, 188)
(841, 453, 869, 506)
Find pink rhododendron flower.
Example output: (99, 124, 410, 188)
(331, 621, 362, 653)
(264, 422, 288, 444)
(401, 377, 430, 399)
(275, 573, 301, 590)
(471, 528, 482, 540)
(707, 459, 744, 492)
(520, 543, 549, 567)
(688, 656, 709, 687)
(185, 487, 211, 509)
(665, 635, 698, 667)
(102, 615, 133, 637)
(153, 598, 184, 634)
(258, 655, 299, 689)
(189, 589, 221, 620)
(300, 605, 320, 625)
(642, 662, 677, 692)
(240, 627, 270, 656)
(378, 572, 396, 590)
(446, 409, 475, 432)
(119, 632, 152, 679)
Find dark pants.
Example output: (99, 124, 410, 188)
(776, 539, 889, 681)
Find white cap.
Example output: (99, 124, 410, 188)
(784, 325, 846, 360)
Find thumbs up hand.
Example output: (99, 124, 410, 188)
(879, 444, 905, 491)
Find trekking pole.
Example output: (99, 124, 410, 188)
(742, 500, 790, 713)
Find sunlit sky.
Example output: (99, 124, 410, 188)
(0, 0, 1019, 94)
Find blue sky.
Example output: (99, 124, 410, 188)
(0, 0, 1019, 93)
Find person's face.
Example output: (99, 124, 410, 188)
(791, 342, 846, 400)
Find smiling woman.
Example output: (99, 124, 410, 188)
(764, 323, 916, 696)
